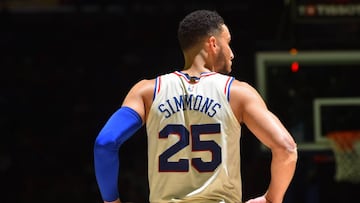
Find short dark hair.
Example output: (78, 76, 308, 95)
(178, 10, 224, 51)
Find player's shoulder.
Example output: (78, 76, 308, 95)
(230, 79, 262, 98)
(133, 71, 176, 89)
(231, 79, 255, 90)
(129, 78, 156, 95)
(136, 78, 156, 86)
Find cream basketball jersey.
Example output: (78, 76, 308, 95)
(146, 71, 242, 203)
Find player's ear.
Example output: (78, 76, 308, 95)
(207, 36, 217, 52)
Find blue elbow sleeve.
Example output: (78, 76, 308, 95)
(94, 106, 142, 201)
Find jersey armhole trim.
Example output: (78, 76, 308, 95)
(153, 76, 161, 101)
(224, 77, 234, 101)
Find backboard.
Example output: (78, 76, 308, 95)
(255, 50, 360, 150)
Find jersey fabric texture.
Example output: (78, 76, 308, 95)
(146, 71, 242, 203)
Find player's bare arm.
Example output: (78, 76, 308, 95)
(122, 79, 156, 122)
(230, 80, 298, 203)
(94, 79, 155, 203)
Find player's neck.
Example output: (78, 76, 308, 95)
(181, 66, 212, 77)
(183, 56, 212, 77)
(183, 47, 213, 77)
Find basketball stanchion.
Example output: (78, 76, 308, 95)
(326, 130, 360, 183)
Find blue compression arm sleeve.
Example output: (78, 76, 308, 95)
(94, 106, 142, 201)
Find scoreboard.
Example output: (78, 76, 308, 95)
(291, 0, 360, 22)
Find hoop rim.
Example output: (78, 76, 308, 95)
(326, 130, 360, 151)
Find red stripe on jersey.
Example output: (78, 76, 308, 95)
(157, 76, 161, 93)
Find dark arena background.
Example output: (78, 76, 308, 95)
(1, 0, 360, 202)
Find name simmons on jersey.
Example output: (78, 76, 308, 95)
(158, 94, 221, 118)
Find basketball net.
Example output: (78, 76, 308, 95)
(327, 130, 360, 183)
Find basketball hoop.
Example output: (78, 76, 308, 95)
(326, 130, 360, 183)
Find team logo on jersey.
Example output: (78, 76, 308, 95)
(188, 85, 194, 92)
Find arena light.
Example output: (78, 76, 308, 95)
(291, 61, 299, 72)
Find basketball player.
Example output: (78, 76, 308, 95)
(94, 10, 297, 203)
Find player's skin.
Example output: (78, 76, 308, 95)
(105, 24, 297, 203)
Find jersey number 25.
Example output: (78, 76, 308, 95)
(159, 123, 222, 172)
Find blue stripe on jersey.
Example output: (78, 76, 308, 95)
(226, 77, 234, 101)
(153, 76, 159, 101)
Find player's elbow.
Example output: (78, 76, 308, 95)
(287, 137, 298, 159)
(286, 144, 298, 164)
(94, 130, 119, 151)
(283, 141, 298, 165)
(284, 136, 297, 153)
(272, 136, 298, 164)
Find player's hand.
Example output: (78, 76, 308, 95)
(246, 196, 270, 203)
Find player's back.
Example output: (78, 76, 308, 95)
(146, 71, 242, 203)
